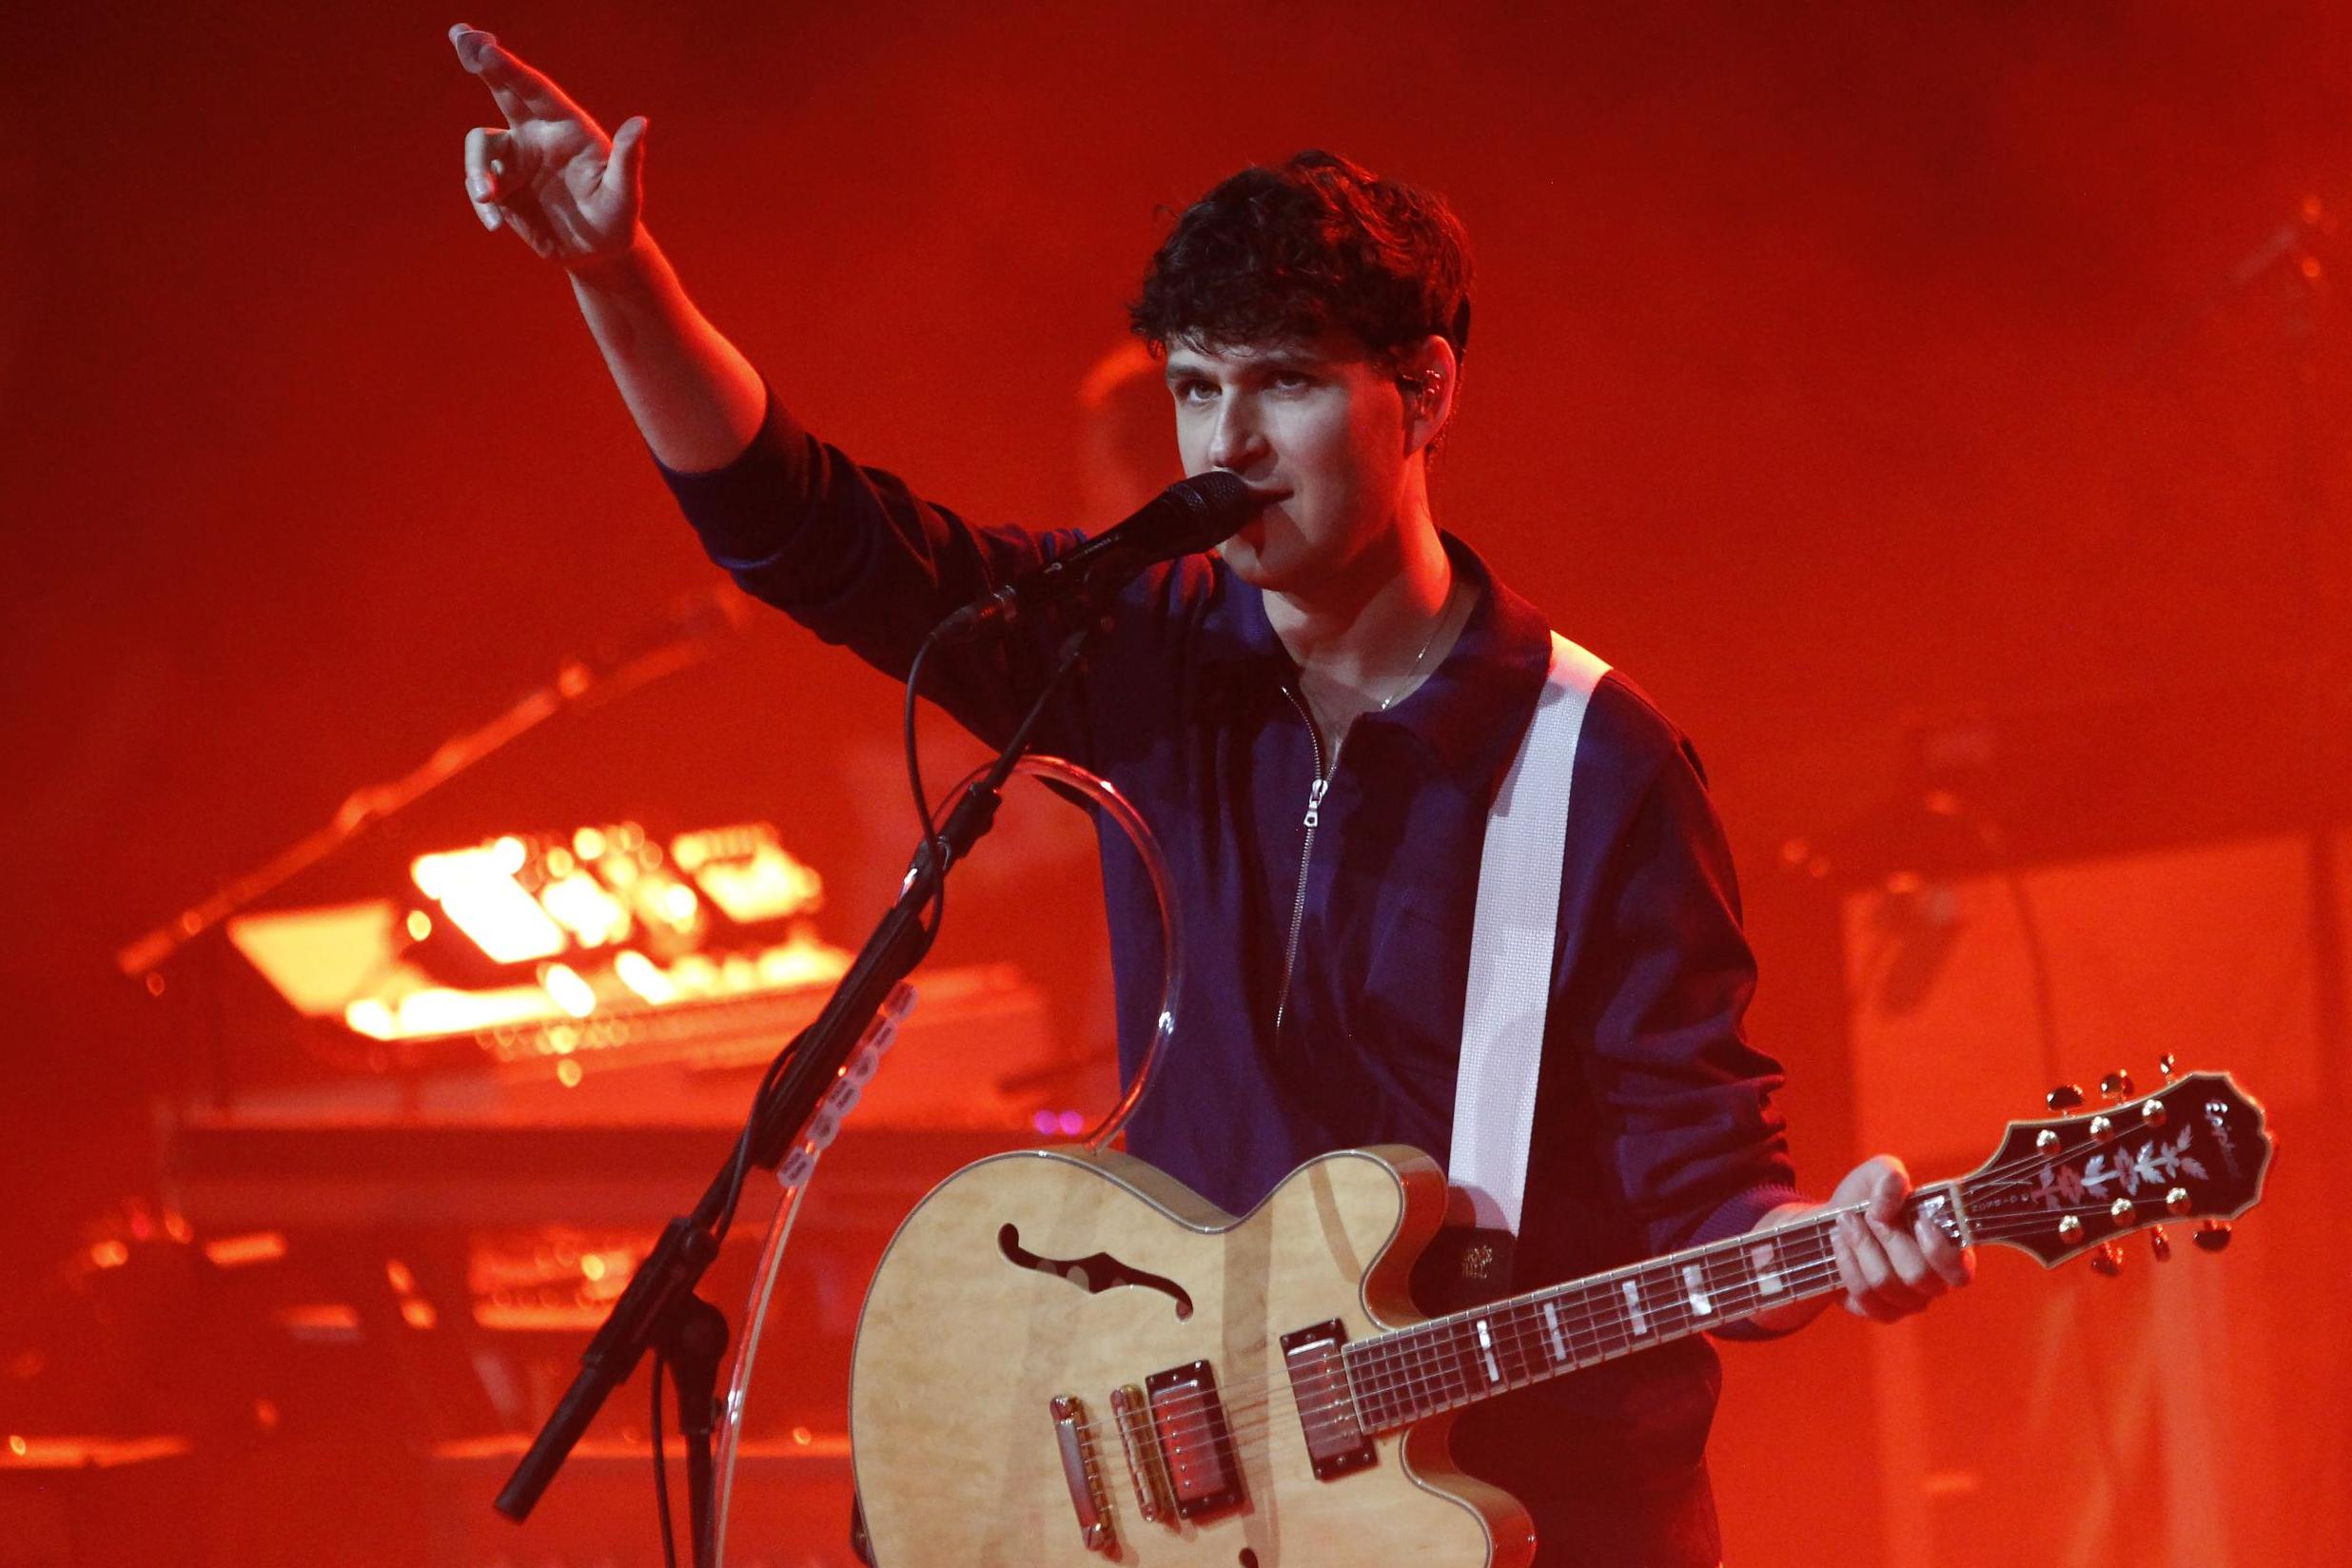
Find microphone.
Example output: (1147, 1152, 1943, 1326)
(932, 471, 1258, 644)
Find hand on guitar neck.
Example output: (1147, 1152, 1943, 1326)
(849, 1073, 2268, 1567)
(1749, 1155, 1976, 1334)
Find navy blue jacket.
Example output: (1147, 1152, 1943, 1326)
(662, 393, 1802, 1565)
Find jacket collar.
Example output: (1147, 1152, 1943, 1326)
(1211, 533, 1558, 797)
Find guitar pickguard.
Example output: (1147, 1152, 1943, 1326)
(998, 1223, 1196, 1320)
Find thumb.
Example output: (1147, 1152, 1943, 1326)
(1869, 1161, 1910, 1225)
(605, 115, 648, 200)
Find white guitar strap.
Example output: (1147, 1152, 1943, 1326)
(1448, 631, 1610, 1237)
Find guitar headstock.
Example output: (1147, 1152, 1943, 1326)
(1955, 1069, 2272, 1269)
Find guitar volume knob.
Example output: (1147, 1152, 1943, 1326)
(2193, 1221, 2233, 1253)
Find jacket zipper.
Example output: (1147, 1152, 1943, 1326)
(1274, 687, 1345, 1033)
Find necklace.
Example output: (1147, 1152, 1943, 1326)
(1377, 578, 1461, 712)
(1295, 578, 1464, 746)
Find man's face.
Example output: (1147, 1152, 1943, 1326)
(1164, 332, 1415, 596)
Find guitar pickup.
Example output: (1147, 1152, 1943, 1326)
(1144, 1359, 1245, 1519)
(1280, 1320, 1377, 1480)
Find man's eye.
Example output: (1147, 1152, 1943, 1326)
(1174, 381, 1216, 402)
(1270, 372, 1314, 392)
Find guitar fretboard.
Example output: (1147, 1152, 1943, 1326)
(1341, 1186, 1961, 1432)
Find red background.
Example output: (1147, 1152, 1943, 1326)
(2, 2, 2346, 1561)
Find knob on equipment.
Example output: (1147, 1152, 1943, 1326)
(2157, 1053, 2178, 1083)
(2090, 1244, 2126, 1277)
(2036, 1128, 2061, 1151)
(2099, 1069, 2134, 1102)
(2047, 1084, 2085, 1112)
(2058, 1216, 2085, 1244)
(2166, 1186, 2193, 1216)
(2194, 1221, 2233, 1253)
(2140, 1098, 2167, 1127)
(2108, 1197, 2134, 1224)
(2149, 1227, 2171, 1263)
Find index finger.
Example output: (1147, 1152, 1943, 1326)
(449, 24, 586, 129)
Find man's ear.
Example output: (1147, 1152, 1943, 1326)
(1398, 334, 1460, 457)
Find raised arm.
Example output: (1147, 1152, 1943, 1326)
(445, 23, 1162, 762)
(450, 23, 762, 471)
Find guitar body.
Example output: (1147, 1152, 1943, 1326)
(845, 1070, 2274, 1568)
(850, 1145, 1533, 1568)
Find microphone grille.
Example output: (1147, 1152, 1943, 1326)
(1163, 469, 1258, 549)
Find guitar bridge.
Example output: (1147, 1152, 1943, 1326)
(1049, 1393, 1115, 1553)
(1109, 1383, 1175, 1525)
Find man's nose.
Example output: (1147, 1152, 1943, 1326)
(1205, 397, 1267, 474)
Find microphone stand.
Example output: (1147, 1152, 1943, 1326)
(495, 616, 1107, 1567)
(113, 585, 744, 981)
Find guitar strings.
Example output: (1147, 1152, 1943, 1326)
(1085, 1250, 1866, 1489)
(1089, 1191, 1889, 1441)
(1088, 1245, 1858, 1461)
(1097, 1086, 2243, 1458)
(1074, 1186, 2203, 1469)
(1081, 1190, 2188, 1501)
(1035, 1112, 2242, 1480)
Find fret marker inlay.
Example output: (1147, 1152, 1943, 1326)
(1467, 1325, 1505, 1382)
(1540, 1300, 1569, 1364)
(1621, 1279, 1649, 1336)
(1682, 1264, 1713, 1317)
(1749, 1240, 1785, 1295)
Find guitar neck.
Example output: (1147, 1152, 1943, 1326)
(1342, 1185, 1963, 1433)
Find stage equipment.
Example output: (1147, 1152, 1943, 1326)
(222, 817, 855, 1068)
(115, 584, 746, 981)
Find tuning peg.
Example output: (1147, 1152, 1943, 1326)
(2157, 1053, 2178, 1084)
(2193, 1221, 2232, 1254)
(2089, 1244, 2126, 1277)
(2149, 1227, 2171, 1263)
(2047, 1084, 2085, 1112)
(2098, 1069, 2135, 1103)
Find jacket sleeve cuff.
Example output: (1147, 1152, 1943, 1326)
(1690, 1181, 1812, 1341)
(652, 385, 807, 569)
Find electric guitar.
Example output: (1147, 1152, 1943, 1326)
(848, 1069, 2271, 1567)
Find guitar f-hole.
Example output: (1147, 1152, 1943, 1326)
(997, 1224, 1196, 1320)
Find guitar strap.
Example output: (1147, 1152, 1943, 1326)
(1441, 631, 1609, 1290)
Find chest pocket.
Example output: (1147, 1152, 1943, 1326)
(1351, 897, 1477, 1131)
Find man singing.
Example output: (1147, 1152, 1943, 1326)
(451, 23, 1970, 1564)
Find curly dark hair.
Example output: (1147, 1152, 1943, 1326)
(1127, 149, 1473, 367)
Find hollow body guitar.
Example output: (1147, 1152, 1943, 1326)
(848, 1071, 2269, 1568)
